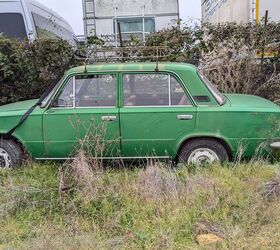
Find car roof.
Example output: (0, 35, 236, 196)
(67, 62, 197, 75)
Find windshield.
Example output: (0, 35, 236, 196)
(0, 13, 27, 40)
(198, 71, 226, 105)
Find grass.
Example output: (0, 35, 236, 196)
(0, 160, 280, 249)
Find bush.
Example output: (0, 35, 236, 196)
(200, 22, 280, 104)
(1, 21, 280, 105)
(145, 21, 280, 103)
(0, 36, 73, 105)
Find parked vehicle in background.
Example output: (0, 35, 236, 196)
(0, 62, 280, 168)
(202, 0, 280, 24)
(0, 0, 76, 47)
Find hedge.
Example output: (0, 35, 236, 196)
(0, 21, 280, 105)
(0, 36, 73, 105)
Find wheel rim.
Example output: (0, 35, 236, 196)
(0, 147, 12, 168)
(187, 148, 220, 166)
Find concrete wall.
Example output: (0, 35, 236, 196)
(84, 0, 179, 37)
(95, 0, 179, 18)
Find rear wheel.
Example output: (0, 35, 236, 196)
(0, 139, 23, 169)
(179, 139, 229, 166)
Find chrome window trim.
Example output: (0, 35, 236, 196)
(123, 105, 193, 108)
(50, 106, 116, 110)
(72, 75, 76, 108)
(168, 74, 172, 107)
(75, 106, 116, 109)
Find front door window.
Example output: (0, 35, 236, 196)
(53, 74, 117, 108)
(75, 75, 116, 107)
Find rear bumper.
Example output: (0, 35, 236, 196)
(270, 142, 280, 150)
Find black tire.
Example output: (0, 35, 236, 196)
(178, 139, 229, 166)
(0, 139, 23, 168)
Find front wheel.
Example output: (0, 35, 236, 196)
(0, 139, 23, 169)
(179, 139, 229, 166)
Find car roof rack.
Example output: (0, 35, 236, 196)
(74, 46, 172, 72)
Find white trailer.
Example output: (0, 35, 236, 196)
(202, 0, 280, 24)
(0, 0, 76, 46)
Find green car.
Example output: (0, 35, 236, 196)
(0, 62, 280, 168)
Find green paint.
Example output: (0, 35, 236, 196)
(0, 62, 279, 160)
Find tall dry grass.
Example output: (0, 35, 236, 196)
(200, 41, 280, 104)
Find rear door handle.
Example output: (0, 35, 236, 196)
(101, 116, 117, 122)
(177, 115, 193, 120)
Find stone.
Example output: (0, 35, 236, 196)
(196, 234, 223, 246)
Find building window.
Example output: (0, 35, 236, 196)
(113, 17, 155, 40)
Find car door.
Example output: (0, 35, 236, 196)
(119, 72, 197, 159)
(42, 73, 121, 159)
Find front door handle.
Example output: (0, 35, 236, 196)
(101, 116, 117, 122)
(177, 115, 193, 120)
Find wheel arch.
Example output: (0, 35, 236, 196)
(176, 136, 233, 161)
(0, 134, 27, 154)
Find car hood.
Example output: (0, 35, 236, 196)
(225, 94, 279, 109)
(0, 99, 38, 113)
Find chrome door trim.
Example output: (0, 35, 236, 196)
(101, 115, 117, 121)
(177, 115, 193, 120)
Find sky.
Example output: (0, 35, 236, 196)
(38, 0, 201, 35)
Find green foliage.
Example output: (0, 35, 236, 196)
(145, 21, 201, 64)
(0, 36, 73, 105)
(1, 21, 280, 105)
(145, 20, 280, 59)
(87, 35, 105, 46)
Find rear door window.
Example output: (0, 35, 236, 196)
(0, 13, 27, 40)
(123, 73, 192, 107)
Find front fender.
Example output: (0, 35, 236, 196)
(0, 111, 45, 158)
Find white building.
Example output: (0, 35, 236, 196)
(202, 0, 280, 24)
(83, 0, 179, 41)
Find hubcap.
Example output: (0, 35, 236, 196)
(188, 148, 220, 166)
(0, 147, 12, 168)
